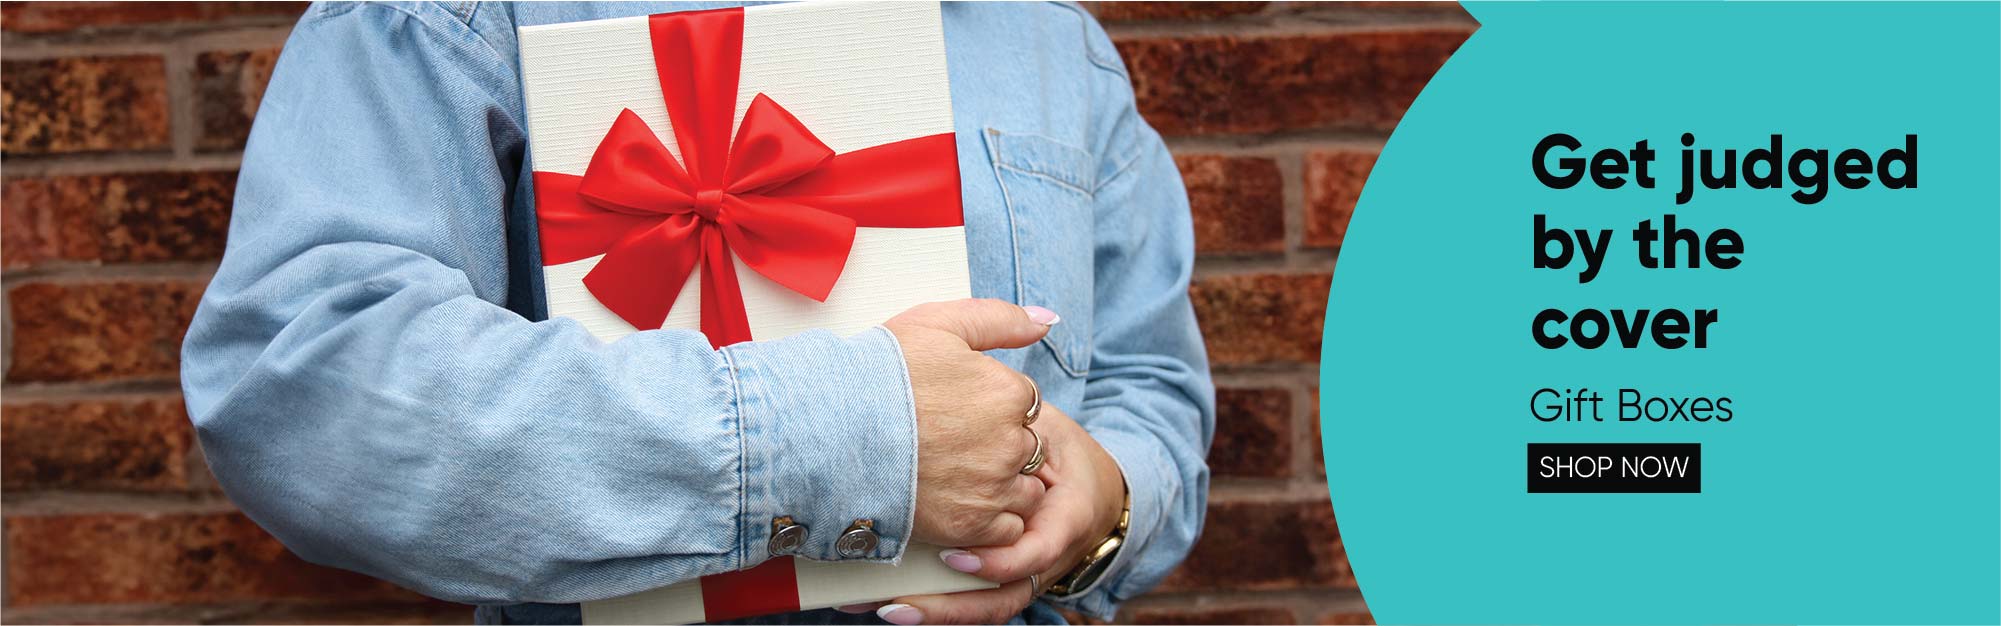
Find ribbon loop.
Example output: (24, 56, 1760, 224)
(725, 94, 838, 193)
(577, 109, 699, 217)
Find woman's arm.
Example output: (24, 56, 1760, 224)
(1059, 16, 1218, 619)
(872, 14, 1218, 622)
(181, 3, 933, 604)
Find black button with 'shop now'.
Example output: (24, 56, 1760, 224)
(1527, 443, 1701, 493)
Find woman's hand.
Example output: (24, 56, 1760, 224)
(885, 299, 1063, 549)
(857, 404, 1128, 625)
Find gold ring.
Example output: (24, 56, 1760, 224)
(1019, 426, 1046, 475)
(1022, 374, 1041, 426)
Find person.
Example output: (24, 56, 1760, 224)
(179, 2, 1214, 624)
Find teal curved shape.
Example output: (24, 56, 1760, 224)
(1321, 2, 2000, 623)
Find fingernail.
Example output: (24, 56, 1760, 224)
(938, 548, 983, 573)
(877, 603, 923, 625)
(1023, 305, 1061, 326)
(834, 603, 882, 614)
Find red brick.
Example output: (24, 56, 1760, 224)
(1, 395, 193, 491)
(0, 177, 73, 268)
(2, 55, 170, 154)
(1178, 155, 1284, 255)
(3, 512, 419, 606)
(1304, 149, 1379, 249)
(1275, 2, 1473, 21)
(1116, 29, 1472, 136)
(1211, 387, 1291, 477)
(1, 171, 237, 270)
(1158, 499, 1351, 592)
(1128, 606, 1297, 625)
(1189, 273, 1329, 366)
(0, 2, 308, 33)
(6, 280, 205, 383)
(1088, 1, 1267, 22)
(1320, 611, 1378, 625)
(196, 49, 281, 151)
(0, 600, 472, 625)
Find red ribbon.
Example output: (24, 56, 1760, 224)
(534, 7, 963, 348)
(699, 552, 799, 621)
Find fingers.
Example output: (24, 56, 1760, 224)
(961, 510, 1025, 547)
(898, 299, 1057, 351)
(1017, 423, 1045, 474)
(956, 521, 1070, 583)
(1001, 473, 1047, 515)
(879, 577, 1035, 625)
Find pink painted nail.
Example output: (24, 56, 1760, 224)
(1023, 305, 1061, 326)
(877, 603, 923, 625)
(938, 548, 983, 574)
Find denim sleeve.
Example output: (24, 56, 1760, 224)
(179, 2, 919, 605)
(1046, 16, 1218, 620)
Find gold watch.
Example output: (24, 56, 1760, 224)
(1044, 488, 1131, 597)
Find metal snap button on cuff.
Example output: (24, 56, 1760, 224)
(769, 516, 808, 556)
(835, 519, 879, 558)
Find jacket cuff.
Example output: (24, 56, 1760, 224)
(1049, 424, 1177, 620)
(720, 326, 918, 568)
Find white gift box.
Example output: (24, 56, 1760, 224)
(581, 543, 994, 625)
(518, 2, 990, 623)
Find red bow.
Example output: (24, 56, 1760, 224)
(534, 7, 963, 348)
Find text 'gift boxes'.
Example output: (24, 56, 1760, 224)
(518, 2, 989, 623)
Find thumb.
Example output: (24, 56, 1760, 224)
(894, 298, 1059, 351)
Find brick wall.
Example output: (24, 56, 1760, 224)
(0, 2, 1471, 624)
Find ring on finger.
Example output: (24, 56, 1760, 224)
(1021, 374, 1041, 426)
(1029, 573, 1041, 595)
(1019, 426, 1046, 475)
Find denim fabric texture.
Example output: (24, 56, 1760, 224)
(179, 2, 1215, 623)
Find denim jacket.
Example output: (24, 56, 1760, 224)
(180, 2, 1214, 623)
